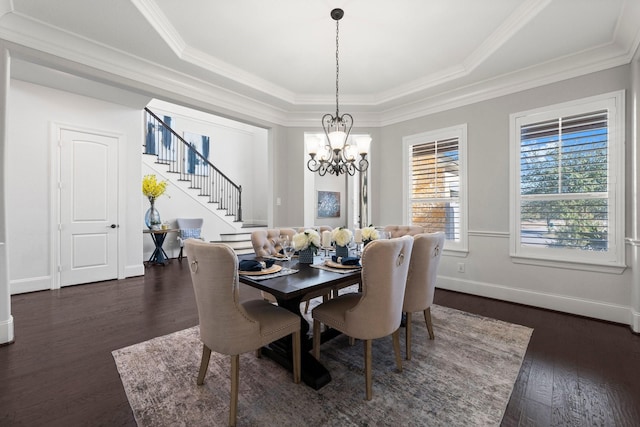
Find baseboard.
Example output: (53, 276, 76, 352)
(125, 264, 145, 278)
(0, 315, 14, 345)
(631, 309, 640, 333)
(437, 275, 632, 326)
(9, 275, 52, 295)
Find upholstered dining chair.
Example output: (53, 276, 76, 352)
(176, 217, 204, 261)
(184, 240, 301, 426)
(251, 227, 331, 308)
(383, 224, 425, 238)
(250, 229, 283, 257)
(312, 236, 414, 400)
(403, 232, 445, 360)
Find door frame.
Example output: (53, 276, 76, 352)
(50, 122, 126, 289)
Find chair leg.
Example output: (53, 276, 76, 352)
(392, 329, 403, 372)
(313, 320, 321, 360)
(255, 348, 262, 358)
(424, 307, 435, 340)
(364, 339, 373, 400)
(229, 354, 239, 427)
(197, 344, 212, 385)
(292, 330, 301, 384)
(304, 299, 310, 314)
(178, 246, 183, 261)
(349, 336, 355, 346)
(405, 311, 413, 360)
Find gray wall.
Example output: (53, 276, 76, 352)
(374, 65, 633, 324)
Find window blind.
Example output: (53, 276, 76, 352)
(519, 110, 609, 251)
(410, 137, 460, 241)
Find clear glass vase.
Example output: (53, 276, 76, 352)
(145, 198, 162, 229)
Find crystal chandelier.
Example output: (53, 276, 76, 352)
(306, 8, 371, 176)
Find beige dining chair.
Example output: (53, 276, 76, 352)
(184, 240, 301, 427)
(251, 228, 333, 309)
(312, 236, 414, 400)
(250, 229, 282, 257)
(403, 232, 445, 360)
(383, 224, 424, 238)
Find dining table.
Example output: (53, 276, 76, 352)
(238, 253, 362, 390)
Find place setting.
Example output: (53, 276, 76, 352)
(311, 227, 363, 273)
(238, 258, 298, 281)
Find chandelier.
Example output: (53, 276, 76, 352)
(306, 8, 371, 176)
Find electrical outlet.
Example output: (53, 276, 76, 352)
(276, 197, 281, 206)
(457, 262, 465, 273)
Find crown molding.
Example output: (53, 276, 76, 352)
(0, 0, 12, 18)
(1, 3, 639, 129)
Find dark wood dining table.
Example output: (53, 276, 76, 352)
(238, 253, 361, 390)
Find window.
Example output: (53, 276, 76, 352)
(510, 91, 625, 271)
(403, 124, 468, 253)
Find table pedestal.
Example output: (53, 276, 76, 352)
(260, 295, 340, 390)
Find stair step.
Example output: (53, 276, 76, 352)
(209, 239, 250, 249)
(242, 223, 267, 228)
(219, 232, 252, 242)
(234, 248, 255, 255)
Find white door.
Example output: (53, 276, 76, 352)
(59, 129, 118, 286)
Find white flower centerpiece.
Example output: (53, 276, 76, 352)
(332, 227, 353, 258)
(292, 229, 321, 264)
(361, 226, 379, 246)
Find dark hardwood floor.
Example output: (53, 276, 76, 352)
(1, 260, 639, 426)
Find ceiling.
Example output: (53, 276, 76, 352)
(1, 0, 639, 126)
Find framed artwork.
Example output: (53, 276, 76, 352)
(317, 191, 341, 218)
(145, 114, 175, 162)
(183, 132, 210, 176)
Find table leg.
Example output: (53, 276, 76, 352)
(259, 295, 332, 390)
(148, 232, 168, 265)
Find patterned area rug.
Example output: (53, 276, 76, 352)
(112, 305, 532, 426)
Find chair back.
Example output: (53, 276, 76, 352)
(250, 229, 281, 256)
(295, 226, 333, 234)
(184, 240, 260, 355)
(177, 218, 204, 240)
(383, 225, 424, 238)
(403, 232, 445, 313)
(346, 236, 414, 339)
(278, 227, 297, 242)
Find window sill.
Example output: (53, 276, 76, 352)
(511, 255, 627, 274)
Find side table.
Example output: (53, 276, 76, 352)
(144, 228, 179, 265)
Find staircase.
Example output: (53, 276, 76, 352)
(144, 108, 265, 254)
(212, 230, 256, 255)
(144, 108, 242, 222)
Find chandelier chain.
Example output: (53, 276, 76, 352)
(335, 18, 340, 117)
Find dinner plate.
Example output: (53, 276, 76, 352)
(239, 264, 282, 276)
(324, 260, 361, 269)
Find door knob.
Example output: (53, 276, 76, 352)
(109, 224, 117, 229)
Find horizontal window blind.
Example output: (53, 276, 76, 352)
(410, 137, 460, 241)
(519, 110, 609, 251)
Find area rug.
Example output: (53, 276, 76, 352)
(112, 305, 532, 426)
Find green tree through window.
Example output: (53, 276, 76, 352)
(519, 111, 609, 251)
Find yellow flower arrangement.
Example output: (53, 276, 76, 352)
(142, 174, 168, 200)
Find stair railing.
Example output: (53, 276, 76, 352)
(144, 108, 242, 222)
